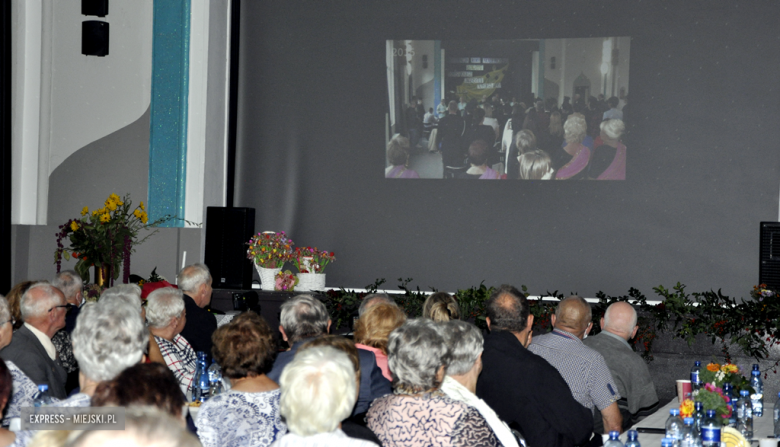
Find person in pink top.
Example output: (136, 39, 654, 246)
(354, 303, 406, 381)
(385, 135, 420, 179)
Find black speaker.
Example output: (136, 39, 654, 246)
(82, 0, 108, 17)
(205, 207, 255, 289)
(82, 21, 109, 57)
(759, 222, 780, 289)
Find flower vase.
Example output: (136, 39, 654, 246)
(255, 265, 282, 291)
(94, 264, 110, 287)
(297, 273, 326, 292)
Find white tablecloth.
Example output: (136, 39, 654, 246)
(628, 398, 776, 445)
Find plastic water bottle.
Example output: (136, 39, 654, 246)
(692, 401, 704, 435)
(32, 384, 53, 407)
(773, 391, 780, 437)
(723, 383, 736, 426)
(737, 389, 753, 439)
(680, 417, 702, 447)
(192, 352, 210, 402)
(208, 361, 223, 396)
(666, 408, 684, 445)
(661, 438, 674, 447)
(624, 430, 640, 447)
(604, 431, 623, 447)
(701, 410, 721, 447)
(750, 364, 763, 417)
(690, 361, 702, 391)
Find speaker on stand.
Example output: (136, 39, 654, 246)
(204, 207, 255, 290)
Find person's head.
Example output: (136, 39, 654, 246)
(145, 287, 186, 335)
(549, 110, 563, 136)
(72, 300, 147, 382)
(354, 303, 406, 354)
(534, 98, 544, 110)
(66, 406, 199, 447)
(387, 134, 411, 167)
(6, 280, 37, 329)
(602, 302, 638, 341)
(20, 283, 68, 337)
(600, 119, 625, 142)
(100, 284, 143, 310)
(448, 101, 459, 113)
(0, 359, 11, 413)
(483, 103, 494, 117)
(608, 96, 619, 108)
(299, 335, 361, 383)
(279, 346, 357, 437)
(279, 295, 331, 344)
(515, 129, 537, 155)
(212, 311, 276, 379)
(0, 296, 14, 351)
(467, 140, 490, 167)
(472, 107, 485, 125)
(91, 363, 187, 420)
(485, 285, 532, 346)
(598, 94, 605, 101)
(176, 264, 212, 308)
(428, 107, 433, 113)
(442, 320, 483, 377)
(387, 319, 450, 394)
(440, 98, 446, 104)
(563, 96, 571, 104)
(358, 293, 397, 317)
(522, 110, 538, 131)
(52, 270, 83, 307)
(422, 292, 460, 323)
(552, 296, 593, 339)
(564, 113, 587, 144)
(519, 149, 553, 180)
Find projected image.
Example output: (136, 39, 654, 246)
(385, 38, 631, 180)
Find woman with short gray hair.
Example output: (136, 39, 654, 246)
(440, 321, 520, 447)
(555, 113, 592, 180)
(587, 119, 626, 180)
(367, 319, 499, 447)
(146, 288, 197, 394)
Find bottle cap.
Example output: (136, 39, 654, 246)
(706, 409, 717, 417)
(627, 430, 638, 440)
(753, 364, 760, 370)
(684, 417, 694, 425)
(670, 408, 680, 416)
(609, 431, 619, 439)
(38, 384, 48, 392)
(661, 438, 674, 447)
(695, 401, 703, 409)
(740, 390, 749, 396)
(695, 361, 701, 366)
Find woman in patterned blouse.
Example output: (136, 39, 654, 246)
(196, 312, 286, 447)
(366, 319, 500, 447)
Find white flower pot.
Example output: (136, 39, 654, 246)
(255, 265, 282, 291)
(296, 273, 326, 292)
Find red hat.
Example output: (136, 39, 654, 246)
(141, 280, 178, 300)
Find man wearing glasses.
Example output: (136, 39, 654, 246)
(0, 283, 69, 399)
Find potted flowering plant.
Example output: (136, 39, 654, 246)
(680, 383, 732, 424)
(700, 362, 752, 394)
(54, 193, 157, 286)
(293, 247, 335, 292)
(246, 232, 295, 290)
(275, 270, 298, 292)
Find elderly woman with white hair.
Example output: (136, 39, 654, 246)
(367, 319, 499, 447)
(272, 346, 377, 447)
(0, 295, 38, 425)
(440, 320, 521, 447)
(146, 287, 197, 393)
(554, 113, 592, 180)
(101, 284, 166, 365)
(587, 119, 626, 180)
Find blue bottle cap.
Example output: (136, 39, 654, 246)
(741, 389, 750, 396)
(627, 430, 638, 440)
(38, 384, 48, 391)
(706, 409, 717, 417)
(670, 408, 680, 416)
(695, 401, 703, 410)
(753, 364, 760, 370)
(695, 361, 701, 366)
(661, 438, 674, 447)
(684, 417, 694, 425)
(609, 431, 619, 439)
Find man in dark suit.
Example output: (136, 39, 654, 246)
(52, 270, 84, 333)
(177, 263, 218, 356)
(267, 294, 391, 415)
(0, 283, 69, 399)
(476, 284, 594, 447)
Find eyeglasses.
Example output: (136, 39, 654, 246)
(48, 304, 72, 313)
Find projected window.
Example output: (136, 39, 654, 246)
(385, 38, 630, 180)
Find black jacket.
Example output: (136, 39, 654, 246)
(477, 330, 594, 447)
(179, 294, 218, 356)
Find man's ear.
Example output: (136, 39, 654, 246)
(279, 326, 288, 342)
(327, 320, 332, 334)
(631, 325, 639, 339)
(485, 317, 491, 331)
(550, 314, 556, 328)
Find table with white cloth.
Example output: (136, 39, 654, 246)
(627, 398, 776, 445)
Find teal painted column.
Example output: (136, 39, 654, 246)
(148, 0, 190, 227)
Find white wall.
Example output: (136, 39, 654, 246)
(410, 40, 435, 109)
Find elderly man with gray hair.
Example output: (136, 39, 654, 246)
(0, 284, 68, 399)
(177, 263, 217, 355)
(147, 287, 197, 393)
(440, 320, 519, 447)
(529, 295, 623, 435)
(584, 302, 659, 431)
(268, 295, 390, 415)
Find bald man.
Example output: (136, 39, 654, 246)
(584, 302, 659, 431)
(529, 296, 623, 434)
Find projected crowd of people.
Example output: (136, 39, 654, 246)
(386, 93, 628, 180)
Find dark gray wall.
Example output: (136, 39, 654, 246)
(234, 1, 780, 297)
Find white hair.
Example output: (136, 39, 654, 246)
(387, 318, 451, 392)
(600, 118, 625, 140)
(0, 295, 9, 325)
(177, 264, 211, 294)
(442, 320, 483, 376)
(100, 284, 143, 310)
(20, 283, 64, 320)
(72, 300, 148, 381)
(279, 295, 330, 343)
(145, 288, 185, 328)
(279, 346, 356, 436)
(51, 270, 82, 302)
(564, 113, 587, 144)
(66, 406, 200, 447)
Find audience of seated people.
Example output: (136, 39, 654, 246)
(0, 270, 663, 447)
